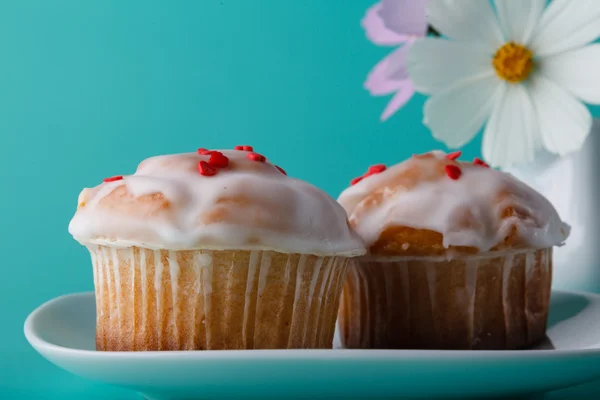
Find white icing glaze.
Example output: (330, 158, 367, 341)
(69, 150, 365, 256)
(338, 151, 570, 252)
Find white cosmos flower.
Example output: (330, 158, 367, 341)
(406, 0, 600, 168)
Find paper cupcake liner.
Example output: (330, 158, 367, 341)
(338, 248, 552, 350)
(89, 245, 349, 351)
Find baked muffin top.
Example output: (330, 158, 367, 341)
(337, 151, 570, 257)
(69, 147, 365, 256)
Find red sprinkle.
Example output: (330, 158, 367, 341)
(104, 175, 123, 183)
(234, 145, 244, 150)
(208, 151, 229, 168)
(446, 151, 462, 161)
(198, 161, 217, 176)
(235, 145, 254, 151)
(368, 164, 387, 174)
(247, 152, 266, 162)
(198, 148, 214, 155)
(275, 165, 287, 175)
(445, 165, 462, 180)
(350, 176, 363, 186)
(473, 157, 490, 168)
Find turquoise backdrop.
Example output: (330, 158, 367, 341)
(1, 1, 599, 399)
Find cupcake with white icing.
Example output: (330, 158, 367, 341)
(69, 146, 365, 351)
(337, 151, 570, 350)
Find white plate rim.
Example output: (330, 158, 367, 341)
(24, 290, 600, 360)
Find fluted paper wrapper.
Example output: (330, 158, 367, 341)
(89, 245, 349, 351)
(338, 248, 552, 350)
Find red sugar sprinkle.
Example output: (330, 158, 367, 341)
(198, 148, 214, 155)
(473, 157, 490, 168)
(235, 145, 254, 151)
(234, 145, 244, 150)
(247, 152, 266, 162)
(104, 175, 123, 183)
(275, 165, 287, 175)
(445, 165, 462, 180)
(208, 151, 229, 168)
(350, 176, 363, 186)
(198, 161, 217, 176)
(446, 151, 462, 161)
(368, 164, 387, 174)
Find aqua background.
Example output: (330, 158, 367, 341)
(1, 1, 600, 398)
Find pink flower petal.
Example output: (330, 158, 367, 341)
(362, 3, 411, 46)
(381, 82, 415, 121)
(365, 58, 402, 95)
(365, 44, 412, 95)
(379, 0, 428, 38)
(362, 1, 425, 119)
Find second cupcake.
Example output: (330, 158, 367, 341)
(337, 151, 570, 350)
(69, 146, 365, 351)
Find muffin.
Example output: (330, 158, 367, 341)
(337, 151, 570, 350)
(69, 146, 365, 351)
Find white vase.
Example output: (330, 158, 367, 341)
(505, 119, 600, 293)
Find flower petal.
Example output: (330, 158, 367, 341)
(407, 38, 493, 95)
(529, 75, 592, 156)
(494, 0, 546, 45)
(365, 45, 416, 119)
(365, 46, 411, 95)
(482, 83, 539, 168)
(423, 75, 500, 148)
(426, 0, 505, 51)
(531, 0, 600, 57)
(539, 44, 600, 104)
(381, 82, 415, 121)
(386, 43, 411, 81)
(379, 0, 428, 38)
(362, 3, 410, 45)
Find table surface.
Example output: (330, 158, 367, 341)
(2, 347, 600, 400)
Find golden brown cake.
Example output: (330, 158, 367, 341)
(337, 151, 570, 350)
(69, 147, 365, 351)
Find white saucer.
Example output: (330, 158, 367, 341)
(25, 290, 600, 399)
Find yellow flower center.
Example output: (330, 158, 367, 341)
(492, 42, 534, 83)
